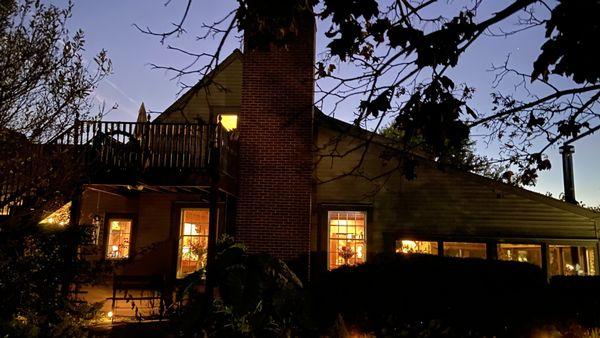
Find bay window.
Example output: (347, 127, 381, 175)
(328, 210, 367, 269)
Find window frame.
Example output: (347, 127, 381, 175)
(175, 207, 211, 279)
(547, 243, 598, 276)
(496, 243, 543, 267)
(170, 201, 224, 281)
(395, 239, 441, 255)
(103, 213, 136, 261)
(320, 204, 372, 271)
(385, 235, 599, 277)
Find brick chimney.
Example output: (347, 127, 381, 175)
(235, 12, 315, 276)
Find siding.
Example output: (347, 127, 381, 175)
(315, 126, 599, 253)
(157, 53, 242, 123)
(79, 189, 210, 276)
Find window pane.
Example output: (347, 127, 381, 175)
(396, 240, 438, 255)
(105, 218, 132, 259)
(328, 211, 367, 270)
(497, 244, 542, 267)
(39, 202, 71, 227)
(549, 245, 597, 276)
(218, 114, 238, 131)
(177, 209, 210, 278)
(444, 242, 487, 259)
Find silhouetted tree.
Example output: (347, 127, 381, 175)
(0, 1, 111, 336)
(139, 0, 600, 186)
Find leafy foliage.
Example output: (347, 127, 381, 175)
(532, 0, 600, 84)
(0, 223, 108, 337)
(311, 253, 548, 337)
(0, 1, 112, 336)
(146, 0, 600, 190)
(172, 236, 312, 337)
(236, 0, 317, 50)
(0, 0, 110, 141)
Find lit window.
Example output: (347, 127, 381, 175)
(328, 211, 367, 269)
(218, 114, 238, 131)
(549, 245, 596, 276)
(105, 218, 132, 260)
(39, 202, 71, 227)
(396, 240, 439, 255)
(444, 242, 487, 259)
(497, 243, 542, 267)
(177, 209, 209, 278)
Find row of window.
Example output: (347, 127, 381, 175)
(104, 208, 209, 279)
(396, 240, 597, 276)
(327, 210, 598, 276)
(101, 209, 598, 278)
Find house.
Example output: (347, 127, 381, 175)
(2, 15, 599, 319)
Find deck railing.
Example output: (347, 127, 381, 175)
(52, 120, 215, 170)
(1, 120, 238, 216)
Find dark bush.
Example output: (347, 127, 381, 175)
(310, 253, 547, 337)
(548, 276, 600, 327)
(172, 236, 313, 337)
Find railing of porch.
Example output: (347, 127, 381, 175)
(52, 121, 213, 169)
(0, 120, 238, 216)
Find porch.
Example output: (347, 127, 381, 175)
(1, 119, 238, 216)
(52, 120, 238, 187)
(78, 184, 233, 322)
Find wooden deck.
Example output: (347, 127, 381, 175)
(0, 120, 238, 215)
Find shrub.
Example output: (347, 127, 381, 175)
(548, 276, 600, 327)
(0, 223, 107, 337)
(310, 253, 547, 337)
(172, 235, 312, 337)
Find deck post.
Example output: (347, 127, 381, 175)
(205, 119, 222, 305)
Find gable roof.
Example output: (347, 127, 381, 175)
(154, 49, 599, 221)
(316, 110, 599, 220)
(154, 49, 243, 123)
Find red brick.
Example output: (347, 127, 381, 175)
(236, 14, 315, 272)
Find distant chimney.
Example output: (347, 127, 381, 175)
(235, 11, 315, 276)
(560, 145, 576, 204)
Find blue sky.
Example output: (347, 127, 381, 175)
(61, 0, 599, 207)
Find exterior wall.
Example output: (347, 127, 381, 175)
(79, 189, 213, 276)
(157, 52, 243, 123)
(235, 16, 315, 271)
(314, 125, 600, 257)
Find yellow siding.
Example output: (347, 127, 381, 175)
(79, 189, 209, 275)
(315, 126, 599, 253)
(159, 54, 242, 123)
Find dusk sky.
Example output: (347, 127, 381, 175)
(59, 0, 599, 207)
